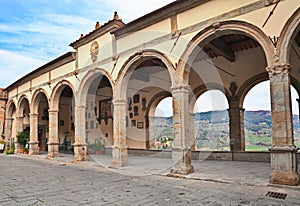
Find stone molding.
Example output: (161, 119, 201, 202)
(266, 63, 290, 78)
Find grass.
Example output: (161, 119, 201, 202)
(245, 145, 269, 151)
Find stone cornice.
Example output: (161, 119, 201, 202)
(70, 19, 125, 49)
(112, 0, 211, 38)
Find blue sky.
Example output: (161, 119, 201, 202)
(0, 1, 298, 115)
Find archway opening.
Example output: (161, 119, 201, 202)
(18, 98, 30, 145)
(6, 102, 16, 149)
(243, 81, 299, 151)
(58, 86, 75, 154)
(85, 75, 113, 154)
(151, 97, 173, 150)
(125, 57, 172, 150)
(193, 90, 229, 151)
(36, 93, 49, 152)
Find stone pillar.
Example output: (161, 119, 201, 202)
(4, 118, 13, 149)
(47, 109, 60, 158)
(170, 85, 194, 175)
(14, 116, 23, 154)
(228, 96, 245, 151)
(111, 98, 128, 168)
(29, 113, 39, 155)
(73, 105, 87, 161)
(267, 63, 299, 186)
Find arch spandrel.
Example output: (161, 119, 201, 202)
(176, 20, 275, 84)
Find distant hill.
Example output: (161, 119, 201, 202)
(155, 110, 300, 134)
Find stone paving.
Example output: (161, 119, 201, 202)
(0, 154, 300, 205)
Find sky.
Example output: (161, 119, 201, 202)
(0, 1, 298, 116)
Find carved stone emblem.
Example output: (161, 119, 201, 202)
(90, 41, 99, 62)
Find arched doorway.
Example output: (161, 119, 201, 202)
(57, 86, 75, 154)
(31, 90, 49, 154)
(123, 57, 173, 150)
(5, 101, 16, 150)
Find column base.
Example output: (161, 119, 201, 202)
(269, 146, 300, 186)
(170, 147, 194, 175)
(46, 142, 60, 159)
(73, 143, 87, 161)
(14, 142, 21, 154)
(111, 146, 128, 168)
(28, 141, 39, 155)
(270, 171, 300, 186)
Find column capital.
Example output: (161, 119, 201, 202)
(48, 109, 59, 113)
(171, 84, 191, 93)
(5, 118, 13, 121)
(75, 105, 86, 109)
(266, 63, 290, 78)
(29, 113, 38, 117)
(113, 98, 127, 105)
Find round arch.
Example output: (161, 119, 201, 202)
(277, 8, 300, 63)
(77, 68, 115, 106)
(189, 83, 230, 114)
(115, 49, 176, 100)
(177, 20, 275, 83)
(17, 95, 31, 117)
(238, 72, 269, 108)
(50, 80, 75, 110)
(6, 99, 17, 118)
(31, 89, 49, 114)
(146, 91, 172, 118)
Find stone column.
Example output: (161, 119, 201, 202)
(228, 96, 245, 151)
(47, 109, 60, 158)
(111, 98, 128, 168)
(14, 116, 23, 154)
(4, 118, 13, 149)
(267, 63, 299, 186)
(29, 113, 39, 155)
(170, 85, 194, 175)
(73, 105, 87, 161)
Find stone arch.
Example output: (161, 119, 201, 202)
(189, 83, 230, 114)
(177, 20, 275, 84)
(31, 89, 49, 114)
(77, 68, 115, 106)
(290, 76, 300, 98)
(17, 95, 31, 117)
(238, 72, 269, 108)
(146, 91, 172, 118)
(277, 8, 300, 63)
(115, 49, 176, 100)
(6, 99, 16, 118)
(50, 80, 75, 110)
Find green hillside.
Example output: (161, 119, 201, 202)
(153, 110, 300, 151)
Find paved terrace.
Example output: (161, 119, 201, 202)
(1, 153, 300, 205)
(13, 153, 300, 187)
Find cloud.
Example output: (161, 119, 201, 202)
(0, 49, 45, 88)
